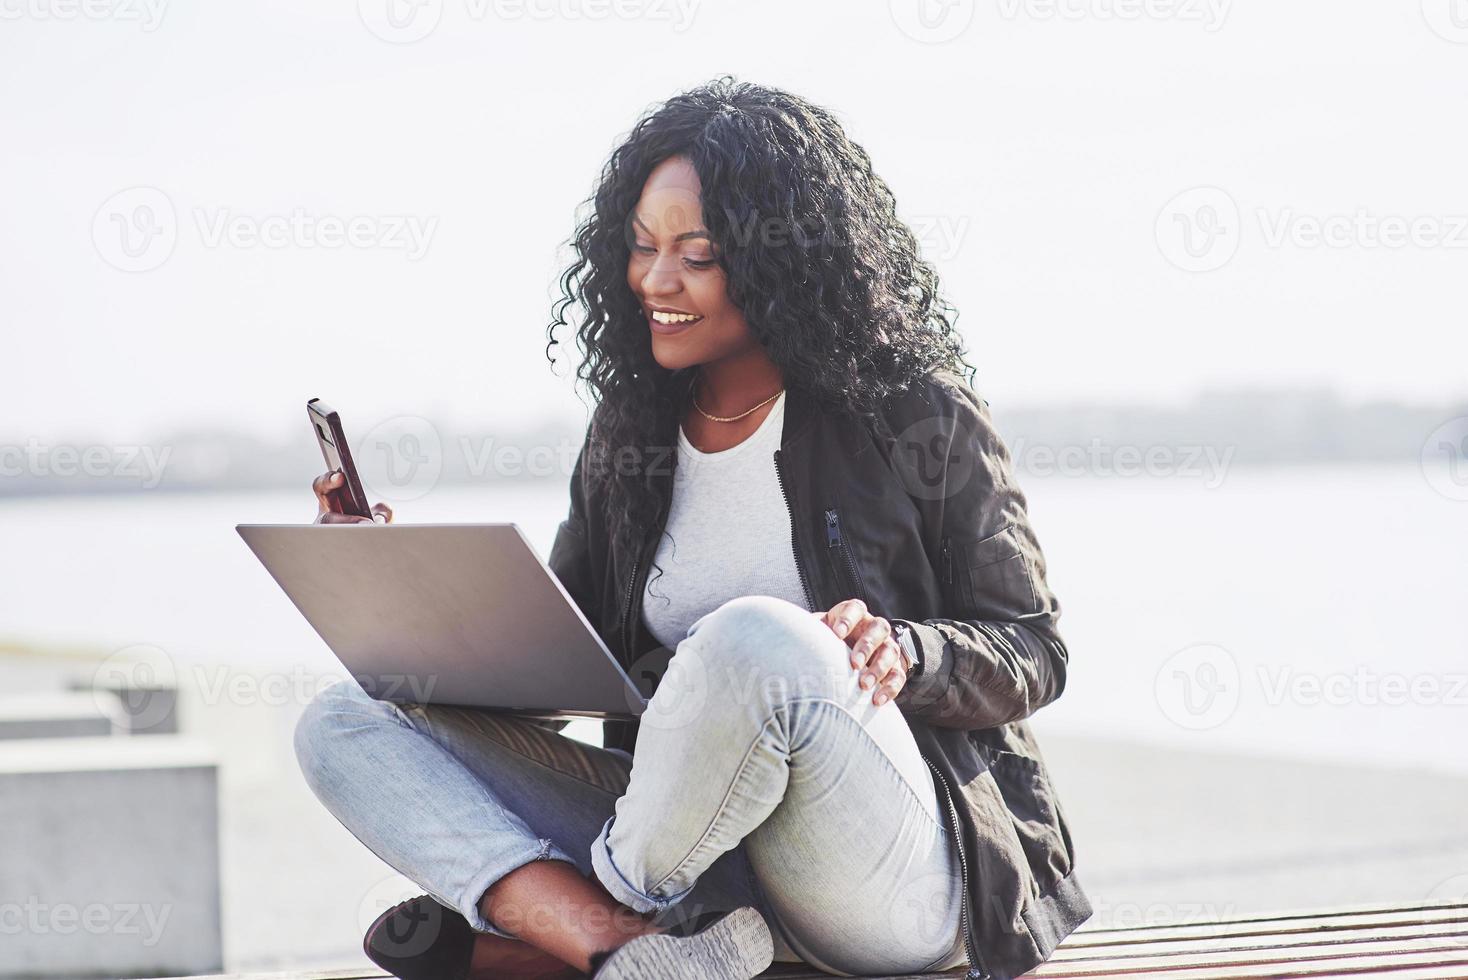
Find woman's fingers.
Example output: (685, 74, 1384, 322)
(857, 631, 899, 692)
(813, 601, 907, 705)
(316, 510, 375, 525)
(848, 613, 892, 672)
(312, 470, 346, 514)
(311, 472, 394, 524)
(871, 649, 908, 706)
(824, 597, 867, 641)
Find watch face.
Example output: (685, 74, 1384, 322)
(895, 623, 920, 674)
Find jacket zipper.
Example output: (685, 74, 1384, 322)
(773, 449, 817, 611)
(941, 536, 954, 588)
(824, 508, 869, 605)
(619, 554, 640, 664)
(923, 754, 990, 980)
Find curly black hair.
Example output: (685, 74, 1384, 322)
(545, 75, 978, 586)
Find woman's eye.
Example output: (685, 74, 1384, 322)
(630, 242, 715, 267)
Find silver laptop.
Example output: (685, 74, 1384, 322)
(236, 524, 647, 719)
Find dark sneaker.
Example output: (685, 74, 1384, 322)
(362, 894, 474, 980)
(588, 905, 774, 980)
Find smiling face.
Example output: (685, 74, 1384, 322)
(626, 155, 761, 371)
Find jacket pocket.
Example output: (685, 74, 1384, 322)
(944, 524, 1041, 620)
(981, 747, 1073, 892)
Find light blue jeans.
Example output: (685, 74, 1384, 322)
(294, 594, 967, 976)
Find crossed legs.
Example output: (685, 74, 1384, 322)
(294, 594, 964, 977)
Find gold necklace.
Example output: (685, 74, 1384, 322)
(691, 381, 784, 423)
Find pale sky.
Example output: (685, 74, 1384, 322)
(3, 0, 1464, 445)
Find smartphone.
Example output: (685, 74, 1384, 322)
(307, 398, 373, 519)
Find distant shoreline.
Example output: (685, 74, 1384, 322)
(5, 384, 1464, 499)
(0, 456, 1431, 501)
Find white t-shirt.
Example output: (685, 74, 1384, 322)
(642, 390, 810, 649)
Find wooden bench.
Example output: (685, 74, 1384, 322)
(150, 898, 1468, 980)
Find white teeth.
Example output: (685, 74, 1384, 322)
(651, 310, 701, 324)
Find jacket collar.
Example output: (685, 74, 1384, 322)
(780, 381, 820, 449)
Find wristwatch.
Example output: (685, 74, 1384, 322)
(892, 620, 922, 677)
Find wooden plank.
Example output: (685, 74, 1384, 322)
(1025, 949, 1468, 978)
(1071, 901, 1468, 940)
(1026, 937, 1468, 976)
(1048, 920, 1468, 959)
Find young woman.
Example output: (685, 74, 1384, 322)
(296, 77, 1091, 980)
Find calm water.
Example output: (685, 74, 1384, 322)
(2, 464, 1463, 775)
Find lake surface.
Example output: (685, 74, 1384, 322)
(2, 463, 1463, 775)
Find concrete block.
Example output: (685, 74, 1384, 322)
(0, 736, 223, 978)
(0, 692, 125, 740)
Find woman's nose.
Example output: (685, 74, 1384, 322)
(640, 255, 683, 297)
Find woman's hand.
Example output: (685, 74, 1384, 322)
(812, 598, 911, 706)
(311, 470, 394, 525)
